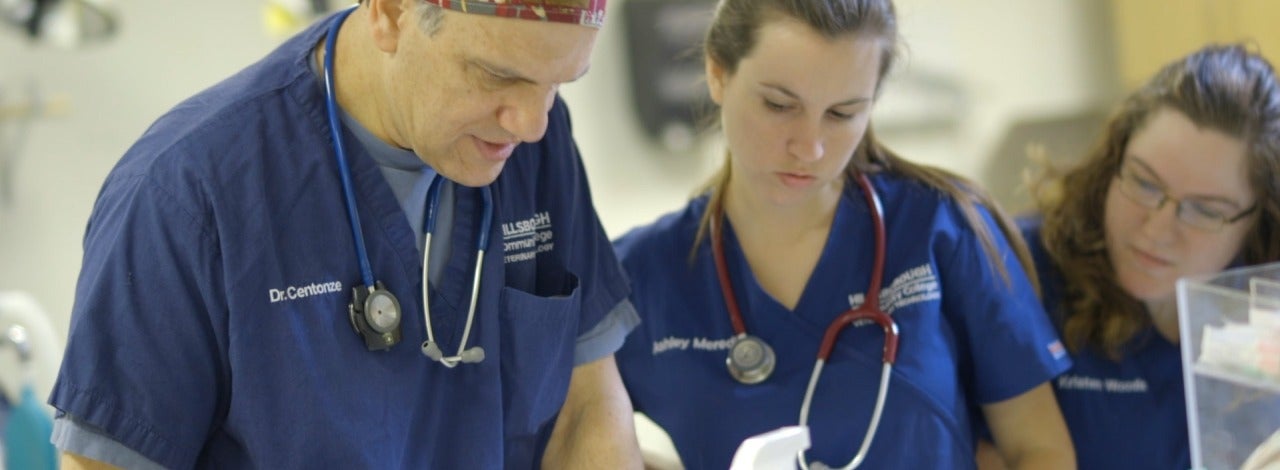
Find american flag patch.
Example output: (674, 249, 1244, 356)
(1047, 340, 1067, 359)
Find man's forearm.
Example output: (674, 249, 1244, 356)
(542, 355, 643, 469)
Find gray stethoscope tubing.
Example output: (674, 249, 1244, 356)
(420, 176, 492, 367)
(796, 173, 899, 470)
(798, 358, 893, 470)
(326, 6, 490, 365)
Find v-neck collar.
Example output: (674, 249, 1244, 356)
(722, 184, 876, 323)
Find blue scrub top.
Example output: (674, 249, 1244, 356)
(1019, 217, 1280, 470)
(50, 12, 631, 469)
(615, 175, 1071, 469)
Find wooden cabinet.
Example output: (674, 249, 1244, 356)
(1110, 0, 1280, 90)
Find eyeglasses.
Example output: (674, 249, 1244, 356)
(1114, 160, 1257, 232)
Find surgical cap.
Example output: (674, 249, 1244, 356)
(421, 0, 606, 28)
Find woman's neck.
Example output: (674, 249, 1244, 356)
(1146, 297, 1181, 344)
(719, 176, 841, 310)
(721, 177, 842, 243)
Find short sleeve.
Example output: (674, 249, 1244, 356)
(572, 299, 641, 365)
(51, 415, 166, 470)
(939, 205, 1072, 404)
(543, 99, 633, 340)
(49, 174, 228, 469)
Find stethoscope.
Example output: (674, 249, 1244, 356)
(325, 7, 489, 367)
(711, 172, 900, 470)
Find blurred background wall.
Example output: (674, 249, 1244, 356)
(0, 0, 1277, 465)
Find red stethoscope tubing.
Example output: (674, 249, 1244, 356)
(712, 172, 900, 470)
(712, 172, 900, 361)
(712, 214, 747, 336)
(817, 172, 898, 363)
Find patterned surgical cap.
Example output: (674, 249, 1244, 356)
(422, 0, 606, 28)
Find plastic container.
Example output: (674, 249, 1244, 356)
(1178, 262, 1280, 470)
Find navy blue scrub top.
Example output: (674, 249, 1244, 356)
(1019, 217, 1280, 470)
(615, 176, 1072, 469)
(49, 12, 632, 469)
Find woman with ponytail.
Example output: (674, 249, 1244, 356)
(611, 0, 1075, 468)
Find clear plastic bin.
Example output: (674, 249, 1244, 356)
(1177, 262, 1280, 470)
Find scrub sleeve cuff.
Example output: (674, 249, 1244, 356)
(572, 299, 640, 366)
(51, 415, 166, 470)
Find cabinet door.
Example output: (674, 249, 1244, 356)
(1219, 0, 1280, 66)
(1110, 0, 1279, 91)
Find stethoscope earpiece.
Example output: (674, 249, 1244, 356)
(422, 341, 486, 368)
(726, 334, 776, 384)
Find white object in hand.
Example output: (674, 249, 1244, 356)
(1242, 428, 1280, 470)
(730, 426, 811, 470)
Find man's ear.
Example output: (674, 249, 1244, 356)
(366, 0, 408, 53)
(705, 54, 727, 105)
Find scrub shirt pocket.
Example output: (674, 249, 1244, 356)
(498, 272, 582, 439)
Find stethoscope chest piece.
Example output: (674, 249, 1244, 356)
(348, 281, 403, 351)
(325, 7, 489, 364)
(726, 333, 776, 384)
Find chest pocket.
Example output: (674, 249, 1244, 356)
(499, 272, 582, 440)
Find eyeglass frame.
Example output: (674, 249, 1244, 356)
(1113, 158, 1258, 232)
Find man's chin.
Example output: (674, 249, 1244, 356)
(446, 164, 506, 188)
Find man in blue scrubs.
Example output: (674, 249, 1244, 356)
(49, 1, 641, 468)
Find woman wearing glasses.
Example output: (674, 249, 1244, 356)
(987, 44, 1280, 470)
